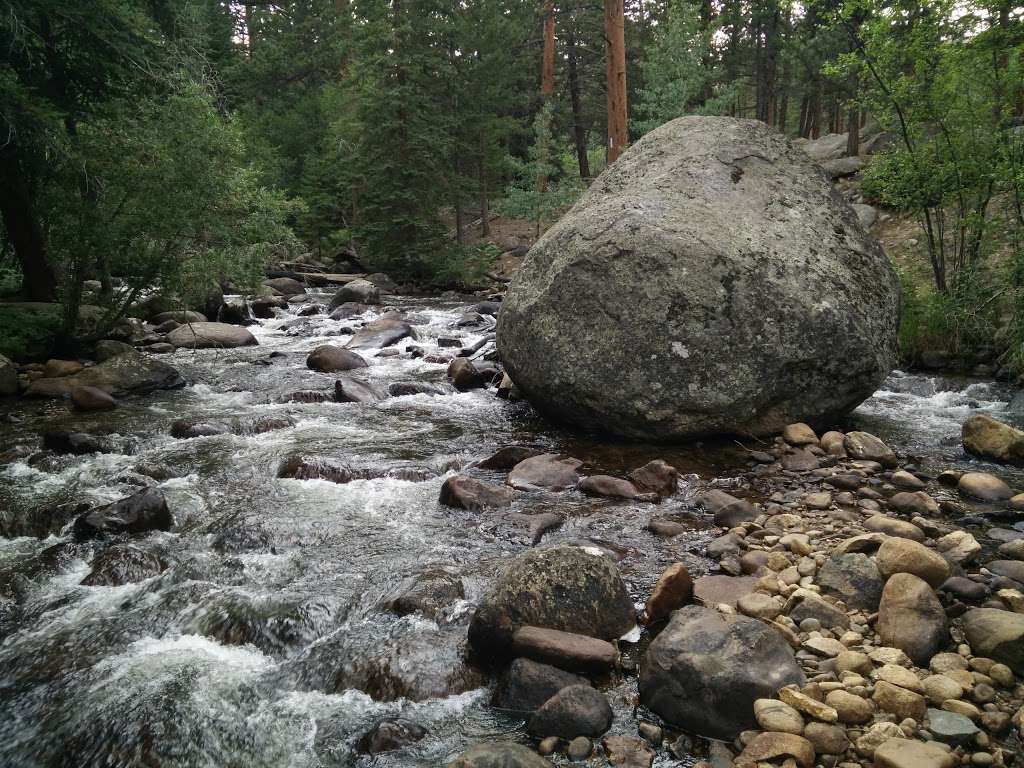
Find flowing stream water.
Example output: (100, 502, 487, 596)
(0, 293, 1020, 767)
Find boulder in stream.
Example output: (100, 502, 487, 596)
(962, 414, 1024, 464)
(26, 348, 184, 398)
(167, 321, 257, 349)
(345, 312, 413, 350)
(496, 116, 899, 440)
(306, 345, 368, 373)
(73, 487, 173, 539)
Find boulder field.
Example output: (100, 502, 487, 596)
(497, 116, 900, 440)
(446, 424, 1024, 768)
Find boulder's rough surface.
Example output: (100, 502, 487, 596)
(962, 608, 1024, 673)
(167, 322, 257, 349)
(306, 345, 368, 373)
(25, 349, 184, 398)
(468, 545, 634, 656)
(447, 743, 553, 768)
(962, 413, 1024, 464)
(73, 488, 173, 539)
(496, 116, 899, 440)
(876, 573, 948, 666)
(638, 604, 804, 739)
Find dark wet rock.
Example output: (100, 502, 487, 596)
(134, 461, 181, 481)
(333, 626, 484, 702)
(527, 685, 612, 739)
(0, 501, 89, 539)
(43, 431, 118, 455)
(280, 389, 333, 403)
(357, 719, 427, 755)
(170, 418, 231, 439)
(333, 376, 385, 403)
(507, 454, 581, 492)
(92, 340, 135, 362)
(629, 459, 678, 498)
(496, 117, 898, 440)
(963, 608, 1024, 673)
(211, 521, 275, 554)
(387, 381, 450, 397)
(387, 567, 465, 619)
(264, 277, 307, 296)
(511, 626, 617, 673)
(278, 456, 355, 484)
(476, 447, 541, 471)
(167, 322, 257, 349)
(700, 489, 758, 527)
(440, 475, 517, 510)
(306, 345, 368, 373)
(331, 279, 380, 307)
(437, 336, 462, 348)
(447, 743, 554, 768)
(876, 572, 948, 666)
(468, 545, 634, 657)
(939, 576, 987, 602)
(787, 594, 850, 630)
(194, 592, 331, 655)
(448, 357, 486, 391)
(493, 658, 590, 712)
(238, 415, 295, 435)
(346, 313, 414, 351)
(578, 475, 640, 499)
(73, 488, 173, 540)
(782, 449, 820, 472)
(251, 296, 288, 318)
(825, 473, 864, 491)
(26, 349, 184, 398)
(216, 298, 255, 326)
(816, 553, 884, 610)
(328, 302, 370, 320)
(708, 532, 744, 558)
(476, 301, 501, 316)
(81, 544, 166, 586)
(639, 604, 804, 739)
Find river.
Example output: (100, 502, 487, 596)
(0, 293, 1020, 767)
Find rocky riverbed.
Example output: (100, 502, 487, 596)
(1, 292, 1024, 768)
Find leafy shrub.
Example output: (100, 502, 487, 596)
(0, 306, 61, 361)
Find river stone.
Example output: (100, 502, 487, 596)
(927, 708, 979, 745)
(492, 658, 590, 712)
(644, 562, 693, 623)
(43, 431, 118, 455)
(874, 739, 955, 768)
(357, 719, 426, 755)
(25, 348, 184, 398)
(476, 446, 542, 471)
(787, 593, 850, 630)
(264, 276, 306, 296)
(306, 345, 368, 373)
(825, 689, 874, 724)
(817, 553, 884, 610)
(803, 722, 849, 755)
(333, 376, 384, 403)
(864, 515, 925, 542)
(447, 743, 553, 768)
(331, 278, 380, 307)
(888, 491, 940, 516)
(872, 680, 927, 721)
(151, 309, 206, 324)
(345, 312, 413, 349)
(510, 626, 617, 673)
(875, 537, 951, 587)
(693, 574, 758, 608)
(935, 531, 981, 564)
(629, 460, 678, 498)
(962, 414, 1024, 465)
(468, 545, 634, 656)
(736, 732, 815, 768)
(527, 685, 612, 739)
(962, 608, 1024, 673)
(753, 699, 805, 734)
(638, 604, 804, 739)
(958, 472, 1013, 501)
(73, 488, 173, 540)
(495, 117, 898, 440)
(844, 431, 898, 467)
(602, 735, 654, 768)
(507, 454, 582, 491)
(42, 359, 82, 378)
(166, 321, 257, 348)
(700, 489, 758, 527)
(876, 573, 948, 666)
(578, 475, 640, 499)
(81, 544, 166, 586)
(69, 385, 117, 411)
(440, 475, 517, 510)
(988, 559, 1024, 584)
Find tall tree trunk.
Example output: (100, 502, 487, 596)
(566, 25, 590, 179)
(0, 151, 57, 302)
(542, 0, 555, 97)
(478, 153, 489, 238)
(845, 108, 860, 156)
(245, 3, 257, 55)
(604, 0, 628, 164)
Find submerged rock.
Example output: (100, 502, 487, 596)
(81, 544, 166, 586)
(73, 488, 173, 539)
(639, 604, 804, 739)
(496, 116, 898, 439)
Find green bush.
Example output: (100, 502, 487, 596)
(0, 306, 61, 362)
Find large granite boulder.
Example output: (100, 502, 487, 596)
(167, 322, 257, 349)
(639, 604, 804, 739)
(496, 116, 899, 439)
